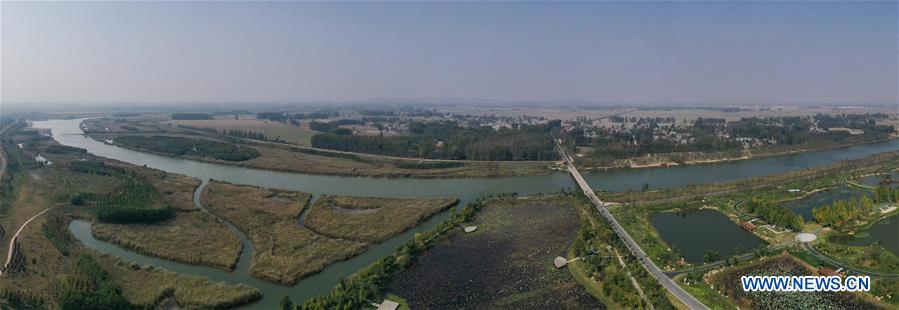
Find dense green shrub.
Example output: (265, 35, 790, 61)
(309, 119, 364, 133)
(114, 135, 259, 161)
(57, 254, 129, 309)
(69, 160, 122, 176)
(171, 113, 212, 120)
(745, 198, 803, 231)
(311, 121, 559, 161)
(45, 145, 88, 155)
(394, 161, 463, 169)
(68, 175, 173, 224)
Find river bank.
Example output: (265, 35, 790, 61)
(85, 116, 898, 180)
(25, 118, 899, 308)
(580, 135, 895, 173)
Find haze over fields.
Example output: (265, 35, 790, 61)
(2, 1, 897, 106)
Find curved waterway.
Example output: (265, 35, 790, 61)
(33, 118, 899, 308)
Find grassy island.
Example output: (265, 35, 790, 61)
(304, 195, 458, 243)
(202, 181, 367, 285)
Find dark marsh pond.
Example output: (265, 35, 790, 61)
(651, 209, 766, 264)
(31, 118, 899, 307)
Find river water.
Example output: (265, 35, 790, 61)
(31, 118, 899, 308)
(651, 210, 765, 264)
(783, 187, 868, 221)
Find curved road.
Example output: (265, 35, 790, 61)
(802, 242, 899, 278)
(555, 139, 710, 310)
(665, 241, 797, 277)
(1, 204, 58, 277)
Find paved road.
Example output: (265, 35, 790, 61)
(802, 242, 899, 278)
(554, 139, 709, 310)
(665, 241, 797, 277)
(1, 205, 58, 277)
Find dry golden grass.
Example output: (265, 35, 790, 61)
(305, 195, 458, 243)
(92, 211, 242, 270)
(202, 181, 367, 285)
(0, 146, 255, 309)
(129, 167, 201, 211)
(58, 160, 243, 269)
(97, 254, 260, 309)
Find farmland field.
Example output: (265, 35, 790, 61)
(385, 196, 602, 308)
(167, 119, 317, 145)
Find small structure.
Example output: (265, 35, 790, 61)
(739, 221, 757, 232)
(795, 233, 817, 243)
(463, 225, 478, 233)
(553, 256, 568, 268)
(376, 300, 400, 310)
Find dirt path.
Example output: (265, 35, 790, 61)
(1, 204, 57, 277)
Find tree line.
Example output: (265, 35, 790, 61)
(257, 111, 339, 123)
(311, 121, 560, 161)
(571, 195, 675, 309)
(57, 254, 129, 309)
(744, 198, 803, 231)
(176, 124, 285, 143)
(570, 114, 893, 165)
(171, 113, 212, 120)
(812, 194, 876, 229)
(115, 135, 259, 161)
(66, 174, 174, 224)
(309, 119, 364, 133)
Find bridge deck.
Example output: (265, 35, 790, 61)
(554, 138, 709, 310)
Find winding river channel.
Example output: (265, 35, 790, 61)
(32, 118, 899, 308)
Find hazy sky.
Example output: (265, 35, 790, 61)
(2, 1, 897, 105)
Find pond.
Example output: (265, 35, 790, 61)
(859, 172, 899, 189)
(651, 209, 766, 264)
(782, 187, 869, 221)
(829, 213, 899, 257)
(30, 118, 899, 307)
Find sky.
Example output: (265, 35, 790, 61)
(2, 1, 897, 105)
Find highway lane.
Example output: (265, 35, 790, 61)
(554, 138, 710, 310)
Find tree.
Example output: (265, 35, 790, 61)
(703, 250, 720, 263)
(279, 296, 293, 310)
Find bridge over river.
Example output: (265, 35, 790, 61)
(554, 138, 710, 310)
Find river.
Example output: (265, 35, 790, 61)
(31, 118, 899, 308)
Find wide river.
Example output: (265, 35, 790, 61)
(31, 118, 899, 308)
